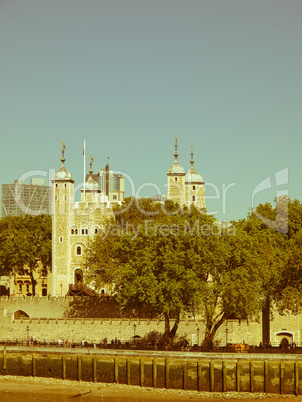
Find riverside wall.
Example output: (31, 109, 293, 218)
(0, 296, 300, 347)
(0, 296, 261, 345)
(0, 316, 261, 346)
(1, 347, 302, 394)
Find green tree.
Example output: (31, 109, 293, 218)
(87, 200, 210, 346)
(194, 223, 265, 348)
(0, 214, 52, 295)
(88, 197, 295, 349)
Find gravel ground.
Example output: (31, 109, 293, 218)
(0, 375, 302, 401)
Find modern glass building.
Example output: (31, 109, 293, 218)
(1, 178, 52, 217)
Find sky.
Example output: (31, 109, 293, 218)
(0, 0, 301, 222)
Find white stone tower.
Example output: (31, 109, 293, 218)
(167, 136, 186, 206)
(51, 146, 114, 296)
(184, 145, 206, 210)
(167, 139, 206, 210)
(51, 142, 74, 296)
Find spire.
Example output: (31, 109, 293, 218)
(168, 136, 185, 174)
(61, 142, 66, 164)
(190, 145, 194, 169)
(52, 141, 74, 182)
(82, 155, 100, 193)
(185, 145, 204, 184)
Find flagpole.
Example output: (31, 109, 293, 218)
(83, 139, 86, 202)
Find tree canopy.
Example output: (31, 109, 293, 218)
(0, 214, 52, 295)
(86, 197, 293, 348)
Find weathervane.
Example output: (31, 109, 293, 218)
(172, 135, 180, 159)
(89, 155, 94, 174)
(60, 142, 66, 163)
(190, 145, 195, 168)
(190, 145, 194, 160)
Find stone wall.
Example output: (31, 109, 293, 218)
(0, 316, 260, 347)
(1, 348, 302, 394)
(0, 296, 300, 347)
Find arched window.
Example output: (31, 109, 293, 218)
(76, 246, 82, 255)
(175, 177, 178, 182)
(192, 195, 196, 202)
(71, 229, 74, 234)
(75, 229, 78, 234)
(14, 310, 30, 319)
(193, 185, 195, 190)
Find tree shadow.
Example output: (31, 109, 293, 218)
(63, 296, 123, 318)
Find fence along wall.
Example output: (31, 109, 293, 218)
(1, 348, 302, 394)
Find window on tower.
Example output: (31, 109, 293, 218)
(175, 177, 178, 182)
(76, 246, 82, 255)
(192, 195, 196, 202)
(193, 185, 195, 190)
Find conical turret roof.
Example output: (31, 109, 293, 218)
(52, 142, 74, 182)
(185, 146, 204, 184)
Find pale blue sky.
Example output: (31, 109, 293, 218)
(0, 0, 301, 221)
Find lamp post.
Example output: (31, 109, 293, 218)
(133, 324, 136, 345)
(225, 328, 228, 347)
(26, 325, 29, 346)
(197, 327, 200, 347)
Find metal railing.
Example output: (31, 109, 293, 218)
(0, 339, 301, 354)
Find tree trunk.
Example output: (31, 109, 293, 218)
(163, 312, 180, 348)
(29, 271, 36, 296)
(203, 312, 225, 349)
(163, 312, 170, 347)
(169, 313, 180, 342)
(262, 296, 270, 346)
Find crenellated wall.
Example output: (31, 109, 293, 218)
(0, 296, 300, 347)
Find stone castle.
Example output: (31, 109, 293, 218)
(51, 137, 206, 297)
(0, 138, 299, 348)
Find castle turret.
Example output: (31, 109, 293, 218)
(51, 142, 74, 296)
(185, 146, 206, 210)
(81, 156, 100, 204)
(167, 136, 186, 206)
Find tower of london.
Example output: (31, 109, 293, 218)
(51, 139, 205, 296)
